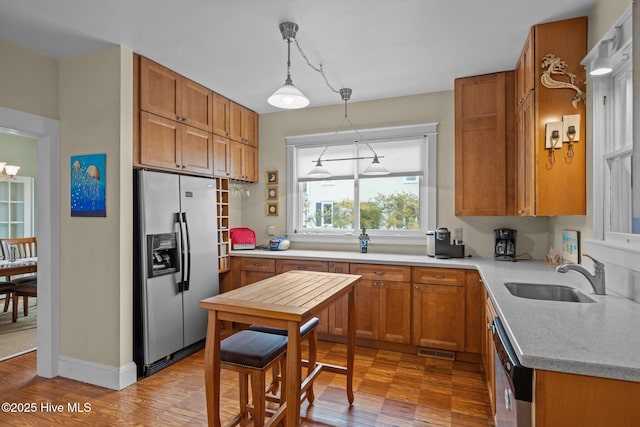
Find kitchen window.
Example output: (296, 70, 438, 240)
(286, 123, 437, 244)
(584, 5, 640, 270)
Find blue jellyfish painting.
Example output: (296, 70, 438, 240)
(70, 154, 106, 217)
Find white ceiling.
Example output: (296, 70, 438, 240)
(0, 0, 597, 114)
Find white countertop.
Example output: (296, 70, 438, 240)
(231, 249, 640, 382)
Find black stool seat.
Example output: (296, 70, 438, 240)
(221, 330, 287, 369)
(249, 317, 319, 337)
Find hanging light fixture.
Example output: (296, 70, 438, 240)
(268, 22, 310, 109)
(0, 162, 21, 182)
(307, 89, 389, 178)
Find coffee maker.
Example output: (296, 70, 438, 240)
(493, 228, 518, 261)
(494, 228, 517, 261)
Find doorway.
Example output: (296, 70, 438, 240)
(0, 106, 60, 378)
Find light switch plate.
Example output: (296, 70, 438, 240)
(562, 114, 581, 142)
(545, 122, 563, 149)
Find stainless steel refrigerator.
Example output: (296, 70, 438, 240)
(133, 169, 219, 377)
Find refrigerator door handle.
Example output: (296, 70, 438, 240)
(176, 212, 186, 293)
(182, 212, 192, 291)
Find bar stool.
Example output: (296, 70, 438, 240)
(249, 317, 320, 404)
(220, 329, 288, 427)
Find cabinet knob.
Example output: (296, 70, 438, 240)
(432, 274, 445, 279)
(455, 210, 461, 215)
(415, 285, 419, 290)
(379, 282, 385, 287)
(518, 209, 524, 214)
(374, 271, 385, 276)
(519, 97, 524, 104)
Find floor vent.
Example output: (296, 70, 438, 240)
(418, 347, 455, 361)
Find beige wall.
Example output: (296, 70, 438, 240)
(58, 46, 133, 368)
(247, 91, 550, 259)
(588, 0, 631, 50)
(0, 38, 58, 119)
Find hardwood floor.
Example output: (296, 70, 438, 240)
(0, 342, 492, 426)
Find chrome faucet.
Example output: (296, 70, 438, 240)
(556, 254, 606, 295)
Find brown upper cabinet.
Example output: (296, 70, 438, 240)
(455, 71, 515, 216)
(515, 17, 587, 216)
(212, 93, 231, 138)
(134, 55, 260, 182)
(139, 57, 213, 133)
(230, 102, 258, 147)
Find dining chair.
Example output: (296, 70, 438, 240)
(0, 237, 38, 322)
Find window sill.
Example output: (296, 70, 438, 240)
(584, 235, 640, 273)
(288, 232, 428, 246)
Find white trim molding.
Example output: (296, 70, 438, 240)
(59, 356, 137, 391)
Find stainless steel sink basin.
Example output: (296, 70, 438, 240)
(504, 282, 596, 303)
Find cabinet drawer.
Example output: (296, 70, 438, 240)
(413, 267, 464, 286)
(349, 263, 411, 282)
(239, 257, 275, 273)
(276, 259, 328, 273)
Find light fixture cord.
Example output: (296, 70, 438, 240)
(294, 39, 340, 95)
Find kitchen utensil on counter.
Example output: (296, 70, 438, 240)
(428, 227, 465, 258)
(230, 227, 257, 250)
(269, 236, 290, 250)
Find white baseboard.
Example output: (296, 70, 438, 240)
(58, 356, 137, 390)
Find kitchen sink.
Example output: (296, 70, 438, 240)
(504, 282, 596, 303)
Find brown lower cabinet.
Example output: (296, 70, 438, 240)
(349, 264, 412, 344)
(482, 286, 497, 420)
(412, 267, 466, 351)
(230, 257, 470, 349)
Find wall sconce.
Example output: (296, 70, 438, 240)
(545, 122, 562, 169)
(590, 26, 621, 77)
(563, 114, 580, 162)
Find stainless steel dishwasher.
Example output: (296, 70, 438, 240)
(492, 317, 533, 427)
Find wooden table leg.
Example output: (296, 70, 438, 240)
(346, 287, 356, 405)
(204, 309, 221, 427)
(285, 320, 301, 426)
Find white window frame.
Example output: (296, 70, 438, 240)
(583, 5, 640, 270)
(286, 123, 438, 245)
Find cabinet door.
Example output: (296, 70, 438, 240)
(378, 281, 411, 344)
(455, 72, 514, 216)
(180, 80, 213, 132)
(180, 125, 213, 175)
(516, 30, 535, 106)
(213, 135, 230, 178)
(327, 262, 350, 336)
(516, 94, 535, 216)
(240, 270, 274, 287)
(140, 57, 180, 122)
(355, 280, 378, 340)
(140, 111, 180, 170)
(212, 93, 230, 138)
(229, 140, 243, 180)
(229, 102, 243, 143)
(242, 145, 258, 182)
(464, 270, 483, 353)
(242, 109, 258, 147)
(412, 283, 465, 351)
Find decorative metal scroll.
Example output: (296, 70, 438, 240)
(540, 53, 586, 109)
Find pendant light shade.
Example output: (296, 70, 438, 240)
(307, 159, 332, 178)
(362, 155, 390, 176)
(268, 79, 310, 109)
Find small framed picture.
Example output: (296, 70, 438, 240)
(266, 170, 278, 184)
(266, 202, 279, 216)
(266, 186, 278, 200)
(561, 230, 580, 264)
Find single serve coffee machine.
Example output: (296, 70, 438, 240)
(494, 228, 517, 261)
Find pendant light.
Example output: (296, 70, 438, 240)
(307, 89, 389, 178)
(0, 162, 21, 182)
(268, 22, 310, 109)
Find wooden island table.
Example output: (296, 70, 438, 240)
(199, 270, 361, 427)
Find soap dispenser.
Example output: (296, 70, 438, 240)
(359, 228, 370, 253)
